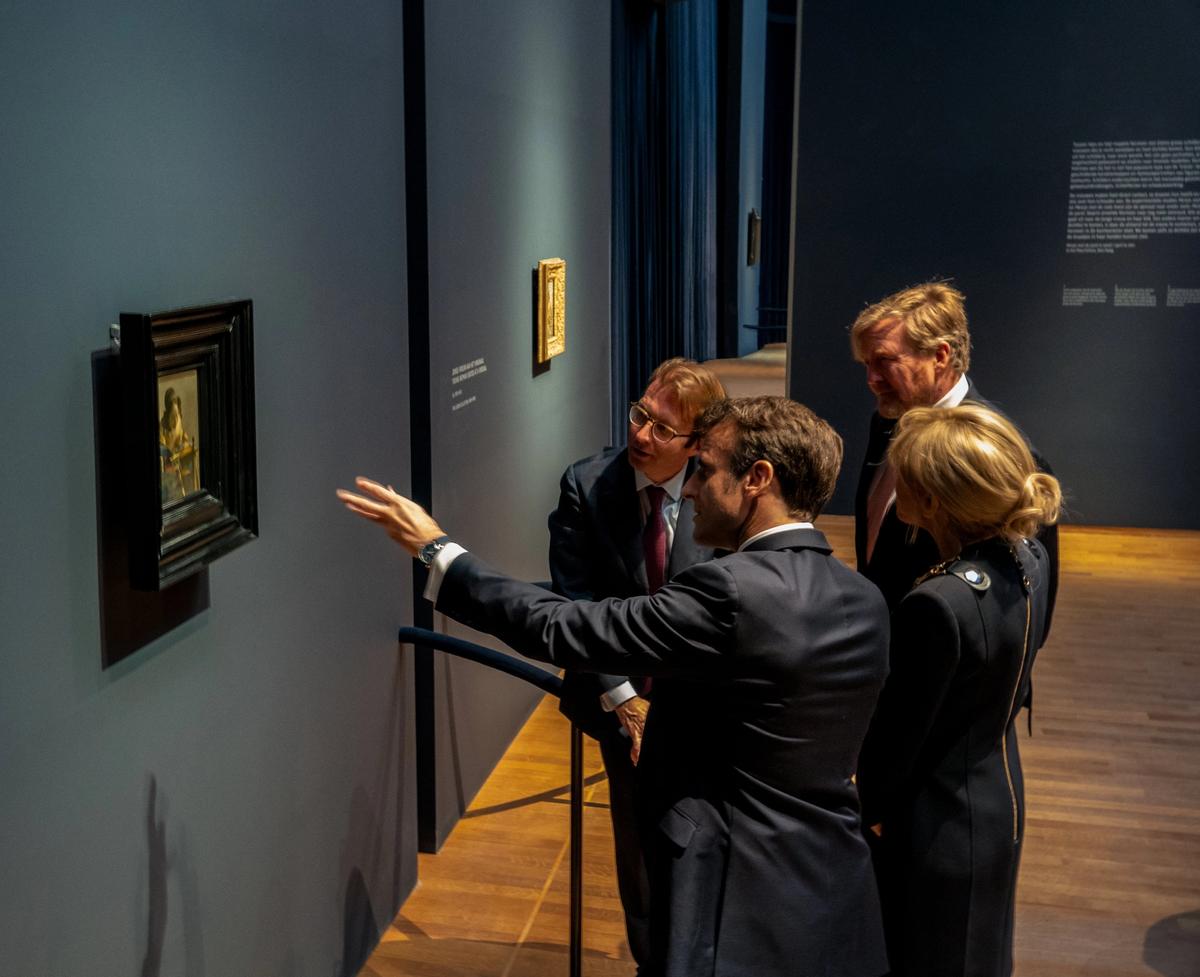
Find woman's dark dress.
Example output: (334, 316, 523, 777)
(857, 537, 1053, 977)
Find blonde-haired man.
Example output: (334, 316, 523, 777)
(850, 282, 1058, 613)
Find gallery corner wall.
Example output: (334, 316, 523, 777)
(0, 2, 415, 974)
(415, 0, 613, 848)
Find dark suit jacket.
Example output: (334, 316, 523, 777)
(436, 528, 891, 977)
(854, 379, 1059, 626)
(547, 448, 713, 740)
(857, 537, 1052, 977)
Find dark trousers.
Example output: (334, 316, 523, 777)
(599, 731, 652, 972)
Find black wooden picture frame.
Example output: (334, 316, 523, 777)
(120, 299, 258, 590)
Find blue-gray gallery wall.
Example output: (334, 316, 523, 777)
(788, 1, 1200, 528)
(419, 0, 613, 847)
(0, 2, 415, 975)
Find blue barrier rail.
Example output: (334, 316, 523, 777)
(397, 626, 564, 697)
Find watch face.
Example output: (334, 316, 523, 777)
(420, 538, 444, 566)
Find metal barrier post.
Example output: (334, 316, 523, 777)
(569, 722, 584, 977)
(398, 627, 583, 976)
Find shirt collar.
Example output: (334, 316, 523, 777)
(935, 373, 970, 408)
(737, 521, 815, 552)
(634, 463, 688, 501)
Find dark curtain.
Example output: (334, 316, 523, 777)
(755, 2, 798, 346)
(611, 0, 718, 441)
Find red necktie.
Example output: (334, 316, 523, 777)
(865, 461, 897, 564)
(643, 485, 668, 594)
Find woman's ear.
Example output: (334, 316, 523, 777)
(919, 490, 940, 521)
(916, 489, 945, 528)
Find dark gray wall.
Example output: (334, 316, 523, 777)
(788, 1, 1200, 527)
(421, 0, 613, 845)
(0, 2, 415, 975)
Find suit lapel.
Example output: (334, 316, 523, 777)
(599, 452, 650, 592)
(860, 412, 894, 484)
(856, 412, 894, 565)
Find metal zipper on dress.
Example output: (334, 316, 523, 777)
(1000, 554, 1033, 844)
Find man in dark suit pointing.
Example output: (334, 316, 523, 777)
(547, 357, 724, 971)
(339, 396, 891, 977)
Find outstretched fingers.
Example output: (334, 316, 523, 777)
(337, 474, 447, 558)
(337, 475, 398, 519)
(337, 490, 385, 520)
(354, 475, 393, 496)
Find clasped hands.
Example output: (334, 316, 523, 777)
(336, 477, 446, 556)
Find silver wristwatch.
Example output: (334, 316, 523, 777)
(417, 535, 450, 568)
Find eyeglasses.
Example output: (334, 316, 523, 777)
(629, 402, 692, 444)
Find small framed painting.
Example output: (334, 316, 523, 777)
(120, 299, 258, 590)
(536, 257, 566, 363)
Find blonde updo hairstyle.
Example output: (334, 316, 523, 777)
(888, 403, 1061, 548)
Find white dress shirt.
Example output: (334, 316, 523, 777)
(633, 463, 688, 551)
(737, 521, 815, 551)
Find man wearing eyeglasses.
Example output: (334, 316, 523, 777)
(338, 395, 891, 977)
(546, 356, 725, 973)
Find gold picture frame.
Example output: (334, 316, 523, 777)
(537, 257, 566, 363)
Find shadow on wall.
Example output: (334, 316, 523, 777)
(142, 776, 167, 977)
(140, 775, 206, 977)
(337, 653, 411, 977)
(1143, 910, 1200, 977)
(339, 869, 379, 977)
(442, 654, 469, 817)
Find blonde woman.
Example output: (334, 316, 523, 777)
(856, 403, 1061, 977)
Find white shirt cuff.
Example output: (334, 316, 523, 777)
(422, 542, 468, 602)
(600, 681, 638, 712)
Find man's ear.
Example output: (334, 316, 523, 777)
(932, 341, 953, 371)
(743, 459, 775, 496)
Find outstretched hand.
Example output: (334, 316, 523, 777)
(336, 477, 446, 557)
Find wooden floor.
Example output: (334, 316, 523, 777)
(362, 518, 1200, 977)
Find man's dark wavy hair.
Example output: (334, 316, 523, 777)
(694, 396, 843, 520)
